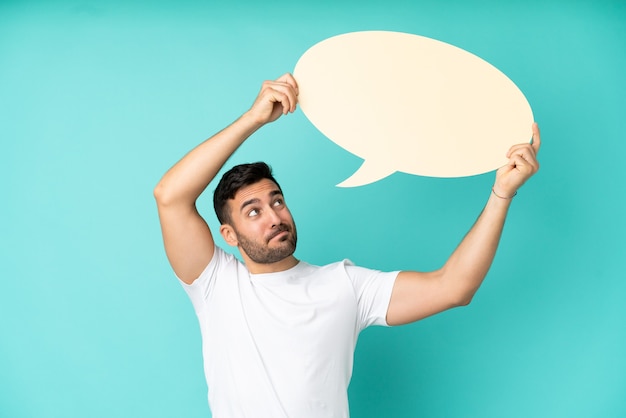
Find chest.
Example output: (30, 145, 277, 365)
(207, 272, 359, 353)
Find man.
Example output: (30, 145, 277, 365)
(154, 73, 541, 417)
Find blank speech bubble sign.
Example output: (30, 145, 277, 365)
(293, 31, 534, 187)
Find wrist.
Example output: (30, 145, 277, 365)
(238, 110, 267, 132)
(491, 186, 517, 200)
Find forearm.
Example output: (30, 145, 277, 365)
(439, 191, 512, 304)
(154, 111, 263, 207)
(387, 125, 540, 325)
(442, 123, 541, 302)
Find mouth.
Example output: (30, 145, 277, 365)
(267, 227, 290, 243)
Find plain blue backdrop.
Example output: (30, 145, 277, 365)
(1, 1, 625, 417)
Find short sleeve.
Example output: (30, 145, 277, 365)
(344, 262, 399, 329)
(178, 246, 237, 312)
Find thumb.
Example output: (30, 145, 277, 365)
(531, 122, 541, 154)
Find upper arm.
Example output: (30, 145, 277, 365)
(156, 201, 215, 284)
(345, 264, 398, 329)
(386, 270, 468, 326)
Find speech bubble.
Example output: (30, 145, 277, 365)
(293, 31, 533, 187)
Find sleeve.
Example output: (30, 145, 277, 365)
(178, 246, 236, 312)
(343, 261, 399, 329)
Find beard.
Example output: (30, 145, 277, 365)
(235, 222, 298, 264)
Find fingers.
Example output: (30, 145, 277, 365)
(260, 74, 299, 114)
(494, 122, 541, 196)
(493, 151, 538, 197)
(531, 122, 541, 154)
(509, 151, 539, 175)
(269, 73, 299, 114)
(503, 134, 540, 176)
(276, 73, 299, 96)
(248, 74, 299, 124)
(506, 123, 541, 155)
(506, 123, 541, 160)
(507, 142, 536, 162)
(247, 73, 298, 125)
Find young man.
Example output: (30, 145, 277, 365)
(154, 73, 541, 418)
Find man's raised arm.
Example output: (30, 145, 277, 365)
(386, 123, 542, 326)
(153, 74, 299, 284)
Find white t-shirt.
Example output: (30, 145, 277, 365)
(181, 246, 398, 418)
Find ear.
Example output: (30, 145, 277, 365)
(220, 224, 239, 246)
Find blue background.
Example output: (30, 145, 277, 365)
(1, 1, 625, 417)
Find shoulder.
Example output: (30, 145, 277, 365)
(180, 246, 246, 293)
(310, 259, 393, 288)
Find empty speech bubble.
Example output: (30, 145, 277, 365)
(293, 31, 533, 187)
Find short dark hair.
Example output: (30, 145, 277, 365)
(213, 162, 282, 225)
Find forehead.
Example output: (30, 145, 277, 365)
(232, 178, 282, 205)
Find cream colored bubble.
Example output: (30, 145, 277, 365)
(293, 31, 533, 187)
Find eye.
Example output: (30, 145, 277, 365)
(273, 198, 284, 207)
(248, 208, 259, 217)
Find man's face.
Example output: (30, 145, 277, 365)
(225, 178, 297, 265)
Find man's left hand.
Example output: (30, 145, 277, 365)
(493, 122, 541, 198)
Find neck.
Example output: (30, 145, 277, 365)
(244, 255, 299, 274)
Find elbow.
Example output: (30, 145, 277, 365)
(438, 269, 477, 308)
(456, 295, 473, 307)
(153, 180, 196, 211)
(453, 289, 476, 307)
(153, 181, 166, 203)
(153, 180, 174, 207)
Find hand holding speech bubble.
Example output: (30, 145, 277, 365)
(293, 31, 534, 187)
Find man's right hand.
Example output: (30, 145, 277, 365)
(246, 73, 299, 125)
(155, 73, 299, 284)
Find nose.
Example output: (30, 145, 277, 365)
(267, 206, 282, 228)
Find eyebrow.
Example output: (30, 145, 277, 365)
(240, 190, 283, 212)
